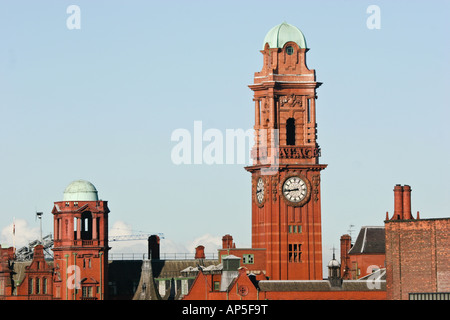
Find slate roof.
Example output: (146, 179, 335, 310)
(151, 259, 219, 279)
(258, 280, 331, 292)
(108, 260, 143, 300)
(348, 226, 385, 254)
(258, 279, 386, 292)
(129, 259, 219, 300)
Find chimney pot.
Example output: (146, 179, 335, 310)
(393, 185, 404, 220)
(222, 234, 234, 249)
(195, 245, 205, 259)
(402, 185, 413, 220)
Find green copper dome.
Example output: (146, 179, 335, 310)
(63, 179, 99, 201)
(262, 22, 307, 50)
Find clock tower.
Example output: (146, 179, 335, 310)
(245, 22, 326, 280)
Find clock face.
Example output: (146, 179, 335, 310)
(256, 177, 264, 204)
(282, 176, 308, 203)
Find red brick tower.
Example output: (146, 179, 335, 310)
(51, 180, 109, 300)
(245, 22, 326, 280)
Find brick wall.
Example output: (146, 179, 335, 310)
(385, 218, 450, 300)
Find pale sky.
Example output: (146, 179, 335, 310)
(0, 1, 449, 272)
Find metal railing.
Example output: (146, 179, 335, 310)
(108, 252, 218, 261)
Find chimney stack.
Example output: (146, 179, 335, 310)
(402, 185, 413, 220)
(148, 235, 160, 260)
(222, 234, 235, 249)
(390, 184, 414, 220)
(393, 184, 403, 220)
(195, 245, 205, 259)
(340, 234, 351, 279)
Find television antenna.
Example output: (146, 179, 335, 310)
(347, 224, 355, 244)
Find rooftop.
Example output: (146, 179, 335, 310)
(63, 179, 99, 201)
(262, 22, 307, 50)
(348, 226, 385, 255)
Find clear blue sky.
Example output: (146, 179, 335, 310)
(0, 1, 449, 267)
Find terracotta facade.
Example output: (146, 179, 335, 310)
(245, 31, 325, 281)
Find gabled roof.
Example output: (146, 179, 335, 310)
(348, 226, 385, 254)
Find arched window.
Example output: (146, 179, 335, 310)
(43, 277, 47, 294)
(286, 118, 296, 145)
(36, 278, 40, 294)
(81, 211, 93, 240)
(28, 278, 33, 294)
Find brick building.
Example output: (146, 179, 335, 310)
(340, 226, 385, 280)
(217, 235, 267, 278)
(182, 253, 386, 300)
(1, 21, 449, 302)
(0, 180, 110, 300)
(385, 216, 450, 300)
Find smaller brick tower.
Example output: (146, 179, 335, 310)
(51, 180, 109, 300)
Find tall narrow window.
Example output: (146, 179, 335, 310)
(74, 217, 78, 240)
(57, 219, 61, 239)
(286, 118, 295, 145)
(43, 278, 47, 294)
(96, 218, 100, 239)
(81, 211, 93, 240)
(28, 278, 33, 294)
(307, 99, 311, 123)
(36, 278, 40, 294)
